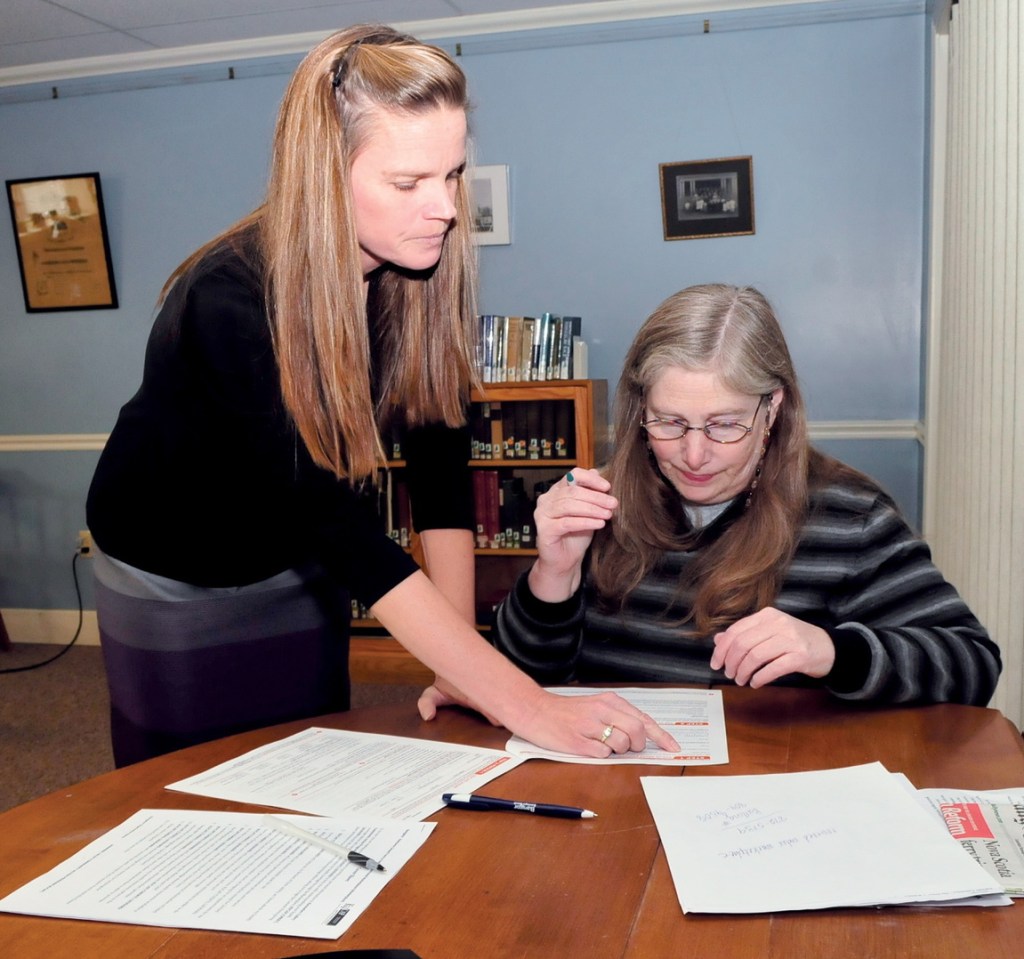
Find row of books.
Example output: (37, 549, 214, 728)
(363, 468, 553, 555)
(381, 423, 405, 462)
(478, 313, 588, 383)
(360, 472, 415, 549)
(382, 400, 577, 462)
(473, 472, 553, 550)
(470, 400, 576, 461)
(351, 472, 553, 620)
(354, 474, 412, 621)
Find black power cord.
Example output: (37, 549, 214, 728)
(0, 548, 86, 674)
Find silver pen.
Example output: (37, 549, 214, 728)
(262, 814, 386, 872)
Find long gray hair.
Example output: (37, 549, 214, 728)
(590, 284, 812, 632)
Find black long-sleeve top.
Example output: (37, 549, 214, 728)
(87, 246, 472, 605)
(493, 480, 1002, 706)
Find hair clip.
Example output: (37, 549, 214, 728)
(331, 32, 399, 89)
(331, 52, 354, 88)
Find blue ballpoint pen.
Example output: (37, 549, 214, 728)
(442, 792, 597, 819)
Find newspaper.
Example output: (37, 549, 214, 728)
(917, 789, 1024, 896)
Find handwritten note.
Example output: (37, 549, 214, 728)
(641, 762, 1004, 913)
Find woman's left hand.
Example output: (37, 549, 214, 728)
(710, 607, 835, 687)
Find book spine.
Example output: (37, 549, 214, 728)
(472, 471, 488, 548)
(476, 402, 492, 459)
(394, 478, 411, 548)
(545, 314, 560, 381)
(502, 402, 516, 459)
(514, 402, 528, 459)
(526, 402, 541, 460)
(505, 316, 522, 382)
(540, 400, 555, 458)
(532, 314, 548, 381)
(520, 502, 534, 549)
(382, 471, 395, 540)
(481, 470, 501, 547)
(383, 421, 405, 460)
(493, 315, 508, 383)
(489, 401, 504, 462)
(572, 336, 588, 379)
(558, 316, 581, 379)
(469, 404, 485, 460)
(499, 477, 524, 550)
(480, 314, 496, 383)
(554, 400, 572, 459)
(521, 318, 536, 381)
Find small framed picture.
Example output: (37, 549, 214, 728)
(5, 172, 118, 312)
(659, 156, 755, 241)
(470, 164, 511, 246)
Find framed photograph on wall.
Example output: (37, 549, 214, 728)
(5, 172, 118, 312)
(470, 164, 511, 245)
(659, 156, 755, 241)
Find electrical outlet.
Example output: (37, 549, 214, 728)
(78, 529, 93, 556)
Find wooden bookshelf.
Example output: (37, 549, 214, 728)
(471, 378, 608, 468)
(352, 379, 607, 686)
(350, 637, 433, 686)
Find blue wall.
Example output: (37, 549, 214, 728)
(0, 4, 928, 610)
(465, 16, 926, 424)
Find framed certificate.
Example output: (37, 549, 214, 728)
(5, 172, 118, 312)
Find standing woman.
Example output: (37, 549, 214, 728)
(87, 25, 674, 766)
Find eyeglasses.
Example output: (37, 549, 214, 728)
(641, 394, 771, 444)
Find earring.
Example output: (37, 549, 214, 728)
(744, 424, 772, 510)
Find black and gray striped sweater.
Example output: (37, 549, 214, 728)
(493, 479, 1001, 706)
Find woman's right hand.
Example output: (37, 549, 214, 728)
(419, 677, 679, 757)
(512, 686, 679, 757)
(378, 569, 680, 758)
(528, 468, 617, 602)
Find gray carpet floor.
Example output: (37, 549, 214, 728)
(0, 641, 115, 813)
(0, 642, 420, 813)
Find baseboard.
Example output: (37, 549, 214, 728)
(0, 608, 99, 646)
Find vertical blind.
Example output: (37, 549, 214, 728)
(926, 0, 1023, 727)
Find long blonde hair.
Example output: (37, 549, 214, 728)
(164, 25, 478, 481)
(590, 284, 812, 633)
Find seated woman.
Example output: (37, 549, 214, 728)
(492, 284, 1001, 706)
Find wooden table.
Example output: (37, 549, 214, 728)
(1, 687, 1023, 958)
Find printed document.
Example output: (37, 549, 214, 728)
(0, 809, 433, 939)
(641, 762, 1005, 913)
(916, 787, 1024, 896)
(167, 727, 524, 820)
(505, 687, 728, 765)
